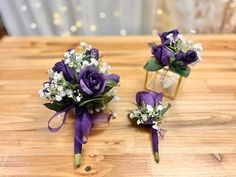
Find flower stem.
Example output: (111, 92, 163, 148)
(74, 136, 82, 168)
(74, 153, 81, 168)
(151, 128, 159, 163)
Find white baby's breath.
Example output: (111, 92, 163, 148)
(137, 119, 142, 125)
(55, 95, 62, 101)
(146, 105, 154, 112)
(157, 105, 163, 111)
(76, 96, 81, 102)
(129, 103, 164, 127)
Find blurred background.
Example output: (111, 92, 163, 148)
(0, 0, 235, 37)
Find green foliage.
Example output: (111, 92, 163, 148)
(160, 103, 171, 117)
(44, 99, 71, 111)
(79, 94, 114, 109)
(144, 58, 163, 71)
(103, 80, 118, 94)
(170, 63, 191, 78)
(148, 42, 156, 48)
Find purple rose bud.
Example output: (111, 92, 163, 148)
(152, 45, 174, 65)
(52, 60, 74, 83)
(186, 50, 198, 63)
(175, 50, 198, 65)
(105, 74, 120, 83)
(77, 66, 106, 96)
(152, 45, 162, 60)
(159, 29, 179, 45)
(86, 48, 99, 60)
(136, 91, 163, 108)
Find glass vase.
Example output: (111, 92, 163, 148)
(144, 67, 183, 99)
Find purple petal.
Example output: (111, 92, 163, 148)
(80, 79, 94, 95)
(136, 91, 155, 107)
(149, 91, 163, 104)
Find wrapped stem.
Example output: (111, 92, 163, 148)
(74, 134, 82, 168)
(151, 128, 159, 163)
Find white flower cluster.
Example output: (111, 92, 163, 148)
(39, 70, 83, 102)
(166, 32, 203, 65)
(129, 104, 163, 130)
(167, 33, 202, 51)
(63, 42, 99, 73)
(100, 62, 111, 74)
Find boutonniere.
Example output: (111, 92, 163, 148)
(129, 91, 171, 162)
(39, 42, 120, 167)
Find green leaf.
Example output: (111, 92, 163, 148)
(44, 99, 70, 112)
(144, 58, 163, 71)
(79, 97, 104, 107)
(80, 95, 114, 109)
(148, 42, 156, 48)
(103, 80, 118, 94)
(106, 80, 117, 87)
(104, 95, 114, 104)
(141, 102, 146, 111)
(160, 103, 171, 117)
(169, 57, 176, 64)
(170, 64, 191, 78)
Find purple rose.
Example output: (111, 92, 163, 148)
(159, 29, 179, 45)
(152, 45, 174, 65)
(77, 66, 106, 96)
(175, 50, 198, 65)
(52, 60, 74, 83)
(136, 91, 163, 108)
(86, 48, 99, 60)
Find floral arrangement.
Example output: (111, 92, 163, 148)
(39, 42, 120, 167)
(144, 29, 203, 77)
(128, 91, 171, 162)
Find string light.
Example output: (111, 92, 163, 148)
(21, 5, 28, 12)
(70, 25, 77, 32)
(90, 25, 97, 32)
(76, 21, 82, 28)
(156, 9, 163, 16)
(30, 22, 37, 29)
(99, 12, 106, 19)
(60, 6, 68, 12)
(53, 12, 62, 26)
(113, 11, 120, 17)
(120, 29, 127, 36)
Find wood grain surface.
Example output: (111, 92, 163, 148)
(0, 35, 236, 177)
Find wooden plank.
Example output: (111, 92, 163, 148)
(0, 36, 236, 177)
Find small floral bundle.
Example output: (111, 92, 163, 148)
(129, 91, 171, 163)
(144, 29, 203, 77)
(39, 42, 120, 167)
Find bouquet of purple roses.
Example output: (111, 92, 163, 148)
(144, 29, 202, 77)
(39, 42, 120, 167)
(129, 91, 171, 163)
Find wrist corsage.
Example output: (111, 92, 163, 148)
(129, 91, 171, 162)
(39, 42, 120, 167)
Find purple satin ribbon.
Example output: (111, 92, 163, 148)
(48, 104, 112, 154)
(48, 105, 74, 132)
(151, 128, 159, 155)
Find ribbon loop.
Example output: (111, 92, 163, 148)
(48, 105, 73, 132)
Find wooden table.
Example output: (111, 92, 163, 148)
(0, 35, 236, 177)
